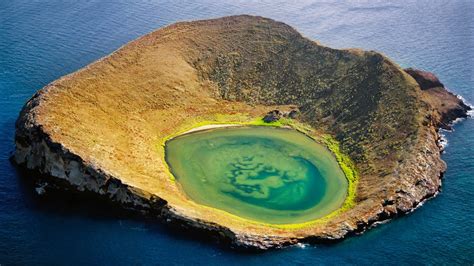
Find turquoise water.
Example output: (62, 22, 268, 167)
(165, 127, 347, 224)
(0, 0, 472, 264)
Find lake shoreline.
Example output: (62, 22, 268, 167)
(11, 15, 471, 250)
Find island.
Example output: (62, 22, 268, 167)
(12, 15, 471, 249)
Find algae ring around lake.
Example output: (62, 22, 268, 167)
(165, 126, 348, 224)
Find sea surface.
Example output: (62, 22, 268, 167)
(0, 0, 473, 265)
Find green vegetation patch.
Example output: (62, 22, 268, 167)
(159, 114, 359, 229)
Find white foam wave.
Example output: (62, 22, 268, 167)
(455, 93, 474, 117)
(295, 243, 309, 249)
(438, 129, 448, 152)
(441, 87, 474, 127)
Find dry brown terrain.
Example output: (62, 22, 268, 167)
(13, 15, 470, 249)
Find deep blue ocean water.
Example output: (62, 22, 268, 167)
(0, 1, 472, 264)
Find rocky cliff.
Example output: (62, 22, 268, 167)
(12, 15, 471, 249)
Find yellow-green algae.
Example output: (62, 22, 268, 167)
(158, 114, 359, 229)
(165, 126, 348, 224)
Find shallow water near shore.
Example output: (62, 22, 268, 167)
(0, 0, 473, 264)
(165, 126, 347, 224)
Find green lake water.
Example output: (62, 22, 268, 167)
(165, 126, 348, 224)
(2, 1, 472, 263)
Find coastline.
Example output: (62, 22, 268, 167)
(11, 15, 472, 250)
(180, 123, 241, 134)
(160, 117, 360, 227)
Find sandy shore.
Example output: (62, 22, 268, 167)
(182, 124, 242, 134)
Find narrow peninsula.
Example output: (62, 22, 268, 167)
(13, 15, 471, 249)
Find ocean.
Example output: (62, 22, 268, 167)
(0, 0, 472, 264)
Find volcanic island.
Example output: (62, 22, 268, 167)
(13, 15, 471, 249)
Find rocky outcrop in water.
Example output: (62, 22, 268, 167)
(12, 15, 472, 250)
(405, 68, 471, 130)
(405, 68, 444, 90)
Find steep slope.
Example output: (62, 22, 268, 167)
(13, 15, 470, 249)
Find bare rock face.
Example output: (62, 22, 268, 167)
(263, 109, 282, 123)
(11, 15, 472, 250)
(263, 108, 300, 123)
(286, 109, 300, 119)
(405, 68, 471, 129)
(405, 68, 444, 90)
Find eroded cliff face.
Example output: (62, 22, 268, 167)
(14, 92, 152, 209)
(12, 15, 471, 250)
(405, 68, 471, 130)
